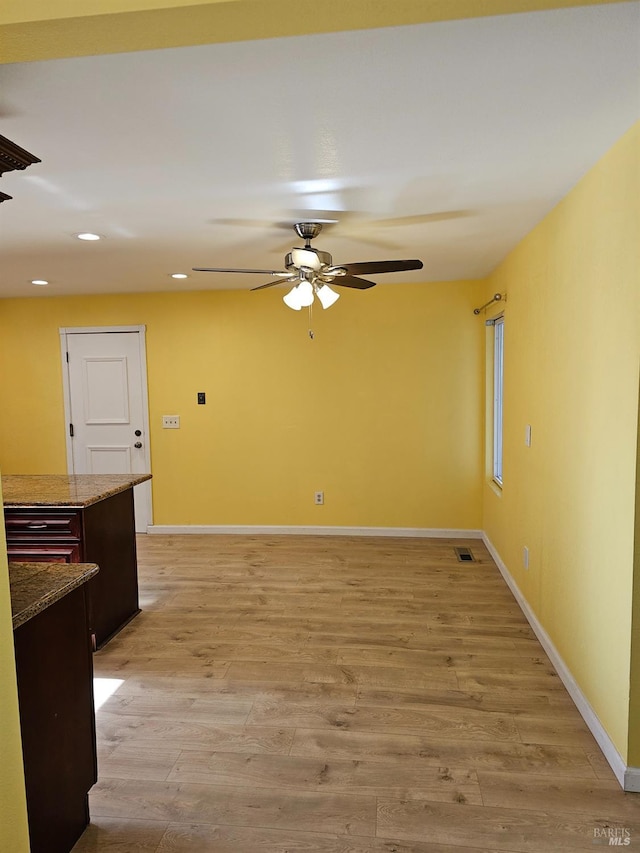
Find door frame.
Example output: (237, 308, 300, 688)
(59, 325, 153, 529)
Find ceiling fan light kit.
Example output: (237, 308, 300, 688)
(193, 221, 423, 325)
(316, 283, 340, 309)
(283, 279, 314, 310)
(282, 279, 340, 311)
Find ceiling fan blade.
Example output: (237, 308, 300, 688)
(337, 231, 403, 250)
(369, 210, 472, 228)
(209, 217, 286, 230)
(332, 275, 377, 290)
(251, 277, 298, 291)
(192, 267, 290, 275)
(335, 259, 423, 276)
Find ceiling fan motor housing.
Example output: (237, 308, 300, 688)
(285, 248, 333, 272)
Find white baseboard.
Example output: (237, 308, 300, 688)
(624, 767, 640, 793)
(147, 524, 484, 538)
(482, 532, 630, 791)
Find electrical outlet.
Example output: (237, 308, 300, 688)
(523, 546, 529, 570)
(162, 415, 180, 429)
(314, 491, 324, 505)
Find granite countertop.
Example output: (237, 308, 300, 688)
(9, 561, 99, 629)
(2, 473, 152, 507)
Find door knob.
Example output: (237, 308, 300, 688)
(134, 442, 143, 449)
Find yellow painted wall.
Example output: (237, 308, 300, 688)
(482, 121, 640, 760)
(629, 387, 640, 766)
(0, 477, 30, 853)
(0, 0, 628, 63)
(0, 280, 484, 529)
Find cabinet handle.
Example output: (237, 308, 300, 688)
(26, 522, 48, 529)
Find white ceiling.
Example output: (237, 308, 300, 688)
(0, 3, 639, 298)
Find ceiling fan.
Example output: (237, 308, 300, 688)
(193, 222, 423, 311)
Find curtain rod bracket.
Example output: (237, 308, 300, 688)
(474, 293, 504, 315)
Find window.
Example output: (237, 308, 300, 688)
(492, 315, 504, 485)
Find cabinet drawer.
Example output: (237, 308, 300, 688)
(7, 543, 83, 563)
(5, 510, 81, 539)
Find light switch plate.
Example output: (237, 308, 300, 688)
(162, 415, 180, 428)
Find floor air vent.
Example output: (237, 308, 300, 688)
(454, 547, 475, 563)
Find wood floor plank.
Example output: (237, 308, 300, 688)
(71, 817, 168, 851)
(337, 647, 555, 673)
(514, 714, 601, 748)
(96, 654, 232, 676)
(90, 777, 377, 837)
(586, 747, 624, 783)
(115, 676, 358, 705)
(478, 770, 640, 821)
(95, 713, 295, 755)
(117, 624, 311, 645)
(195, 642, 340, 663)
(224, 660, 459, 690)
(422, 623, 537, 640)
(339, 664, 461, 691)
(304, 631, 421, 648)
(290, 729, 596, 777)
(376, 798, 639, 851)
(101, 693, 253, 725)
(247, 701, 521, 743)
(224, 661, 362, 685)
(98, 743, 181, 782)
(456, 669, 566, 694)
(355, 686, 553, 714)
(167, 750, 482, 804)
(155, 822, 500, 853)
(105, 639, 338, 664)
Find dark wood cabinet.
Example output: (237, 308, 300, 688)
(14, 582, 97, 853)
(5, 488, 140, 648)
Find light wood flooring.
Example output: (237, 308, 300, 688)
(72, 535, 640, 852)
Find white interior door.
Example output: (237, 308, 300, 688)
(62, 327, 152, 532)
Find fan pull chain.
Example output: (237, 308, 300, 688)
(308, 303, 314, 340)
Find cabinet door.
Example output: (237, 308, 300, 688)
(5, 510, 81, 538)
(14, 585, 97, 853)
(7, 543, 83, 563)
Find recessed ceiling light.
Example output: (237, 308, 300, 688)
(75, 232, 102, 241)
(170, 273, 189, 279)
(31, 279, 49, 286)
